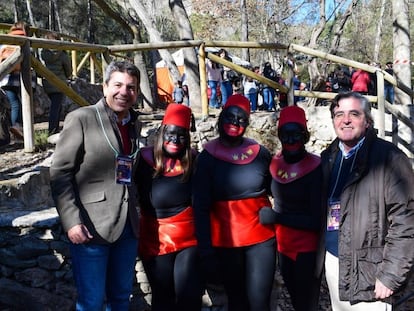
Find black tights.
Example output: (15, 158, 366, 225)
(142, 246, 202, 311)
(278, 251, 321, 311)
(216, 238, 276, 311)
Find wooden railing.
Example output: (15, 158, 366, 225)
(0, 25, 412, 160)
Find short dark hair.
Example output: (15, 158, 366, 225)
(104, 61, 140, 87)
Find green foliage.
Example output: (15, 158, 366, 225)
(34, 130, 52, 151)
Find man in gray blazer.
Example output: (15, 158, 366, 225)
(50, 60, 142, 310)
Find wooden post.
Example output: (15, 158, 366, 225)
(20, 40, 35, 152)
(376, 70, 385, 138)
(71, 47, 77, 77)
(198, 44, 208, 120)
(90, 54, 95, 84)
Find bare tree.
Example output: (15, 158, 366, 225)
(87, 0, 95, 43)
(373, 0, 386, 63)
(392, 0, 411, 105)
(52, 0, 63, 33)
(94, 0, 155, 110)
(168, 0, 201, 112)
(25, 0, 35, 26)
(240, 0, 249, 62)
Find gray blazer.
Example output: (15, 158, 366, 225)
(50, 99, 141, 243)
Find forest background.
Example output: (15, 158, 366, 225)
(0, 0, 412, 111)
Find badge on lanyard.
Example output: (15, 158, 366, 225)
(327, 199, 341, 231)
(115, 155, 133, 185)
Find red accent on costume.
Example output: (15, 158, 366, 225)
(276, 225, 319, 260)
(140, 146, 184, 176)
(162, 103, 192, 129)
(270, 152, 321, 184)
(203, 138, 260, 164)
(139, 207, 197, 259)
(210, 196, 275, 247)
(278, 106, 307, 130)
(223, 94, 251, 116)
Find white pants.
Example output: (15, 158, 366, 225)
(324, 251, 392, 311)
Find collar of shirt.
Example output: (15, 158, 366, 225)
(108, 108, 131, 125)
(339, 137, 365, 159)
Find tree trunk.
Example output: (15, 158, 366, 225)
(328, 0, 359, 55)
(168, 0, 201, 113)
(392, 0, 412, 154)
(52, 0, 63, 33)
(87, 0, 95, 43)
(26, 0, 36, 27)
(128, 0, 182, 83)
(94, 0, 155, 110)
(307, 0, 326, 90)
(240, 0, 249, 62)
(373, 0, 386, 63)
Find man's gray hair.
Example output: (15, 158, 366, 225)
(330, 91, 374, 127)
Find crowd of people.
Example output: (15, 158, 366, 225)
(326, 62, 395, 104)
(47, 57, 414, 311)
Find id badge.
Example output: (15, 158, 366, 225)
(327, 200, 340, 231)
(115, 156, 133, 185)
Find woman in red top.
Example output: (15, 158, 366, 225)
(260, 106, 322, 311)
(351, 68, 371, 94)
(134, 104, 201, 311)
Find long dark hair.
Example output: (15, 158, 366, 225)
(152, 124, 193, 182)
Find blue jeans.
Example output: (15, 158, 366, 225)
(385, 85, 394, 104)
(5, 88, 22, 126)
(69, 222, 138, 311)
(48, 92, 65, 134)
(245, 93, 257, 111)
(221, 80, 233, 106)
(208, 80, 219, 108)
(262, 88, 275, 111)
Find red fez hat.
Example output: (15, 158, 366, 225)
(162, 104, 192, 130)
(223, 94, 250, 116)
(278, 106, 307, 130)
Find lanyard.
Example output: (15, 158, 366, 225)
(94, 105, 138, 159)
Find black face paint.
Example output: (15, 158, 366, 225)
(223, 106, 249, 128)
(163, 125, 187, 146)
(279, 123, 306, 145)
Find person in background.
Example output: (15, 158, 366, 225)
(384, 62, 394, 104)
(262, 62, 277, 111)
(351, 64, 371, 95)
(243, 68, 258, 112)
(193, 94, 276, 311)
(206, 56, 222, 109)
(40, 31, 72, 135)
(218, 48, 233, 105)
(293, 74, 301, 105)
(182, 84, 190, 106)
(0, 21, 30, 139)
(50, 61, 142, 310)
(317, 91, 414, 310)
(135, 103, 201, 311)
(172, 79, 184, 104)
(253, 66, 263, 110)
(331, 65, 351, 94)
(260, 106, 322, 311)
